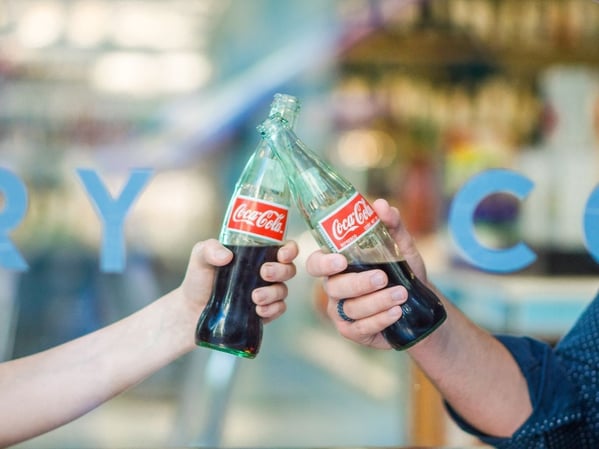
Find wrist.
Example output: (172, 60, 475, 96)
(407, 312, 450, 359)
(160, 287, 204, 355)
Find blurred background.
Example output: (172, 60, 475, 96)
(1, 0, 598, 447)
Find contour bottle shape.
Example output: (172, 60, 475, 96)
(258, 113, 446, 350)
(195, 94, 301, 358)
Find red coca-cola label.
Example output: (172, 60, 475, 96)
(226, 195, 288, 242)
(318, 192, 380, 252)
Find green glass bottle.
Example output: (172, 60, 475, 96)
(258, 113, 446, 351)
(195, 94, 301, 359)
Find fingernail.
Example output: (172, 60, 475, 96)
(253, 289, 266, 304)
(278, 247, 288, 261)
(262, 264, 274, 279)
(391, 288, 405, 302)
(371, 272, 386, 288)
(332, 256, 345, 271)
(389, 306, 402, 317)
(215, 249, 230, 260)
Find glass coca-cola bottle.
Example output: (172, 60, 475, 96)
(195, 94, 301, 359)
(258, 113, 446, 350)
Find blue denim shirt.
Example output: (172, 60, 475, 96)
(448, 290, 599, 448)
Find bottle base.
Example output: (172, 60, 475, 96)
(388, 310, 447, 351)
(197, 341, 257, 359)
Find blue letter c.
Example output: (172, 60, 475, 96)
(448, 169, 536, 273)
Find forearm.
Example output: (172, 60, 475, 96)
(408, 290, 532, 438)
(0, 287, 199, 446)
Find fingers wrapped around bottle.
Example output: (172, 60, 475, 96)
(254, 241, 298, 323)
(259, 242, 298, 284)
(253, 283, 288, 323)
(323, 270, 408, 349)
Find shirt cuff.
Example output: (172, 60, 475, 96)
(445, 334, 582, 445)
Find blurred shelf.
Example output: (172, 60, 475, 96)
(436, 269, 598, 339)
(341, 29, 599, 78)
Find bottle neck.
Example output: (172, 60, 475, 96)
(259, 119, 299, 172)
(269, 95, 300, 129)
(259, 117, 355, 220)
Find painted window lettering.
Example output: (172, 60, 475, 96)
(0, 167, 597, 273)
(448, 168, 599, 272)
(0, 167, 152, 273)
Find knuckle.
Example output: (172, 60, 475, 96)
(352, 320, 368, 337)
(191, 241, 205, 255)
(278, 283, 289, 299)
(338, 327, 353, 340)
(326, 301, 337, 319)
(270, 301, 286, 316)
(322, 278, 337, 299)
(286, 263, 297, 279)
(270, 284, 284, 301)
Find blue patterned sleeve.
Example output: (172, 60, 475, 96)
(445, 334, 589, 448)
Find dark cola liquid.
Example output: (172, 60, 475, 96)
(344, 260, 447, 350)
(195, 244, 281, 359)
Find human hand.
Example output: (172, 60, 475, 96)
(305, 199, 425, 349)
(372, 198, 427, 281)
(181, 239, 298, 323)
(253, 240, 298, 323)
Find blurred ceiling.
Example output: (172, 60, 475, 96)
(0, 0, 345, 169)
(0, 0, 418, 170)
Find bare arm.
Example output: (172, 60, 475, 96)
(306, 199, 531, 438)
(408, 292, 531, 437)
(0, 239, 298, 447)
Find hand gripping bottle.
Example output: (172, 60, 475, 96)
(195, 94, 301, 358)
(258, 114, 446, 350)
